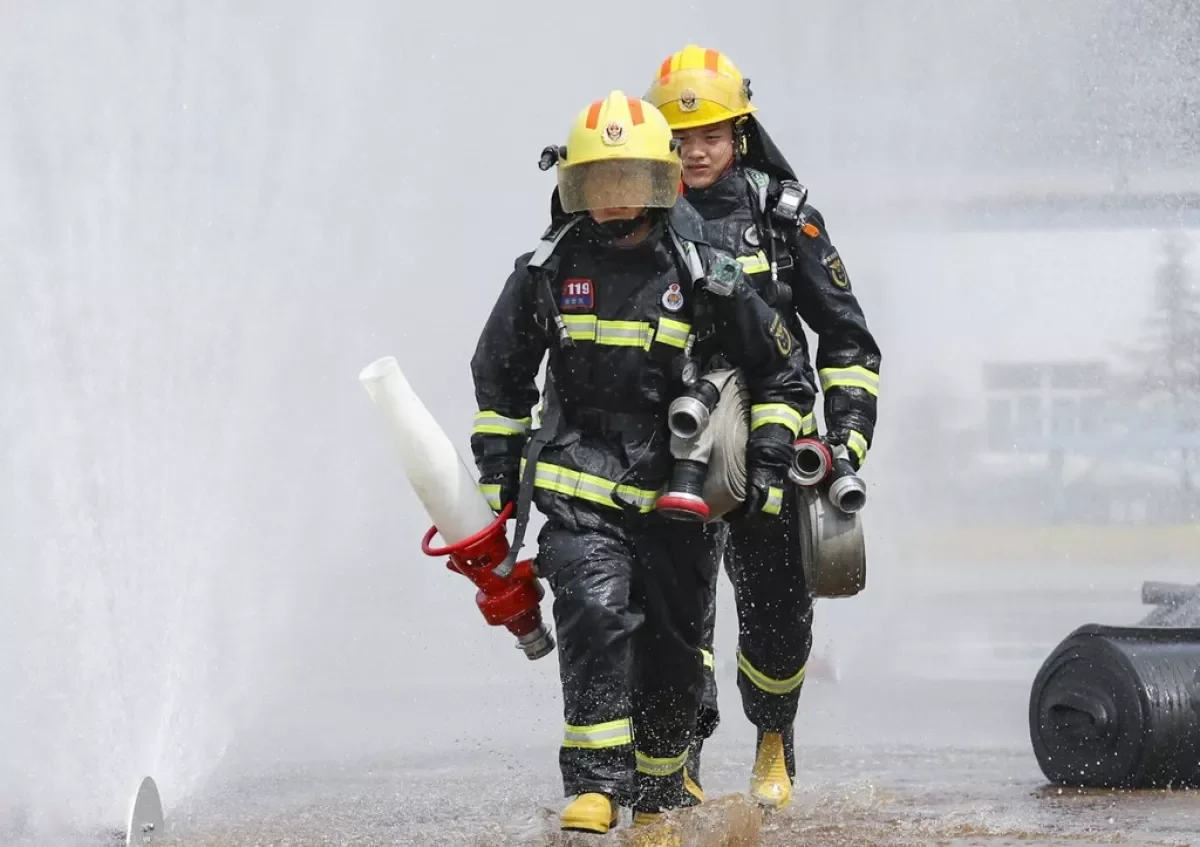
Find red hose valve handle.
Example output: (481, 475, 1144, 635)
(420, 503, 555, 660)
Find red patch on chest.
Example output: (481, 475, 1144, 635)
(560, 278, 595, 311)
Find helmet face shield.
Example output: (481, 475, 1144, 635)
(557, 158, 681, 214)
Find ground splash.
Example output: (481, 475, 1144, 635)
(142, 778, 1195, 847)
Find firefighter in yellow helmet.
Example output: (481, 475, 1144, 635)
(645, 46, 882, 811)
(468, 90, 814, 833)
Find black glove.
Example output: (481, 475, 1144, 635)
(478, 470, 520, 515)
(736, 436, 792, 522)
(824, 424, 868, 471)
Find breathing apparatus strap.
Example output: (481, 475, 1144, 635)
(504, 217, 582, 570)
(528, 215, 583, 348)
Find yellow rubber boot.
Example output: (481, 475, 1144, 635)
(560, 792, 619, 833)
(749, 731, 792, 810)
(632, 810, 664, 828)
(683, 768, 704, 804)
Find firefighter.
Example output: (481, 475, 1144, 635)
(644, 45, 883, 811)
(468, 90, 813, 834)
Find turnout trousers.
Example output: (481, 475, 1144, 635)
(535, 510, 714, 811)
(691, 487, 814, 781)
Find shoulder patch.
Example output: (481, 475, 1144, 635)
(560, 278, 594, 310)
(822, 248, 850, 290)
(769, 313, 794, 356)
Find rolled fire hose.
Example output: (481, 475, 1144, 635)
(1029, 623, 1200, 789)
(694, 368, 751, 520)
(665, 368, 866, 598)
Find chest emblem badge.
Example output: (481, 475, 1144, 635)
(661, 282, 685, 312)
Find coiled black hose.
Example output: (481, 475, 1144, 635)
(1029, 624, 1200, 788)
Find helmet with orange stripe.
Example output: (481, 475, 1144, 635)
(553, 90, 682, 216)
(643, 45, 756, 132)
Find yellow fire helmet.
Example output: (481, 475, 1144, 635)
(643, 44, 757, 131)
(555, 90, 682, 214)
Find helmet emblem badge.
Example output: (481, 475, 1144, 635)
(603, 121, 626, 145)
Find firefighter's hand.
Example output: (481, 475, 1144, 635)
(478, 471, 520, 515)
(825, 426, 867, 471)
(735, 438, 792, 522)
(740, 465, 785, 521)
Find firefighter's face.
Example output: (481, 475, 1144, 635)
(589, 206, 642, 223)
(675, 121, 735, 189)
(581, 166, 647, 222)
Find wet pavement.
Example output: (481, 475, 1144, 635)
(8, 562, 1200, 846)
(114, 675, 1200, 846)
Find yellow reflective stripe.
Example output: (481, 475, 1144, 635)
(520, 459, 661, 512)
(597, 320, 654, 347)
(819, 365, 879, 396)
(763, 486, 783, 515)
(846, 429, 868, 466)
(738, 251, 770, 274)
(700, 649, 714, 670)
(801, 412, 817, 436)
(561, 315, 654, 348)
(749, 403, 805, 437)
(736, 649, 806, 695)
(478, 483, 502, 511)
(654, 317, 692, 349)
(563, 718, 633, 749)
(562, 314, 597, 342)
(636, 747, 690, 777)
(472, 410, 532, 437)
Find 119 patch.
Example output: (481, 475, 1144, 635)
(822, 249, 850, 290)
(560, 278, 594, 311)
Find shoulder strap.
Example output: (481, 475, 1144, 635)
(528, 214, 582, 270)
(744, 167, 772, 216)
(669, 228, 706, 288)
(504, 217, 586, 571)
(527, 215, 584, 348)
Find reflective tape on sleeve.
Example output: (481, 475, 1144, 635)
(472, 410, 532, 437)
(700, 649, 714, 671)
(846, 429, 868, 466)
(762, 486, 783, 515)
(750, 403, 805, 436)
(818, 365, 879, 396)
(478, 483, 502, 511)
